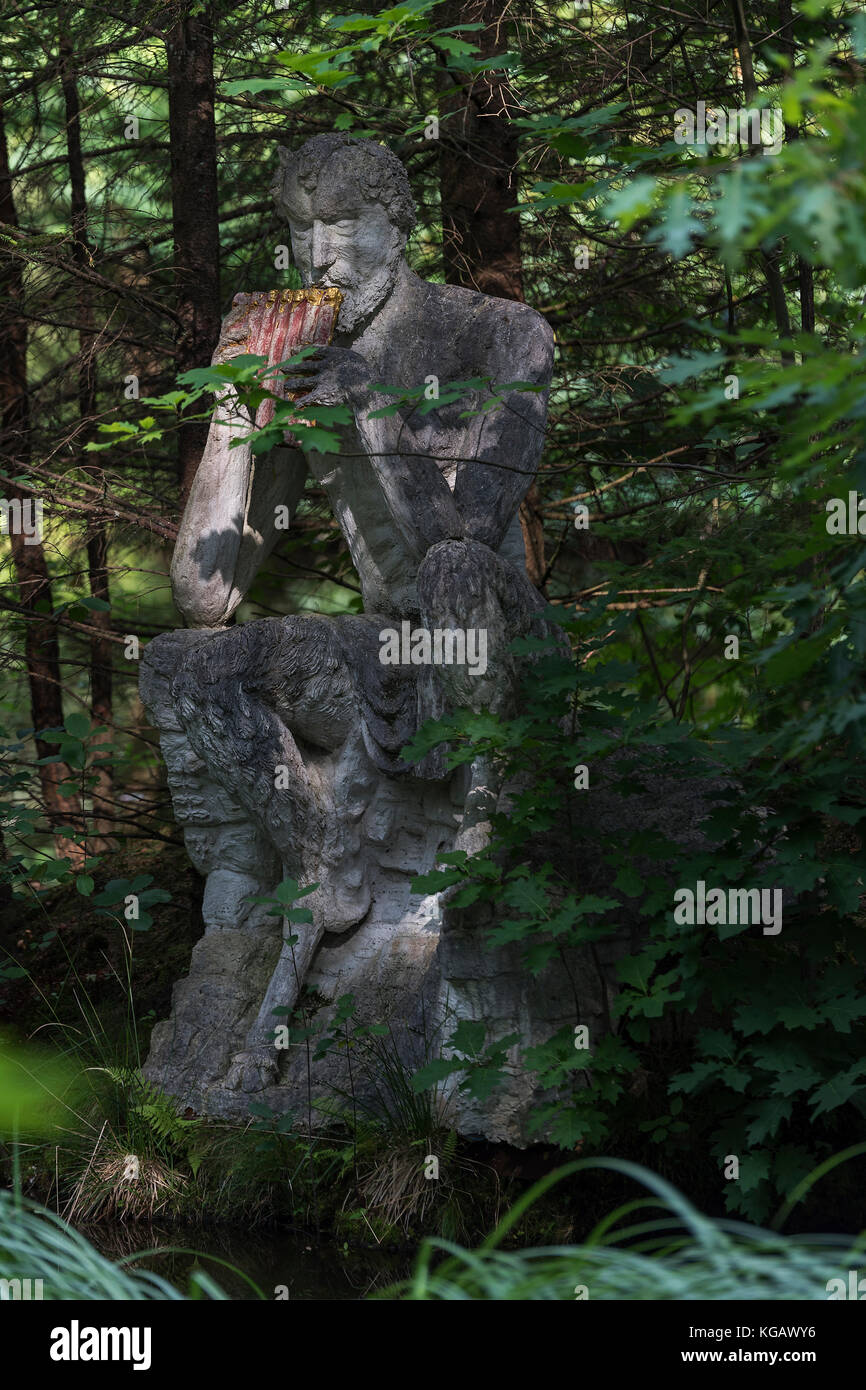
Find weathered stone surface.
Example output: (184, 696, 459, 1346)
(143, 747, 735, 1140)
(143, 134, 666, 1142)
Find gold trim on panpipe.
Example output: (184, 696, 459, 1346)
(218, 286, 344, 429)
(243, 287, 343, 307)
(228, 286, 343, 353)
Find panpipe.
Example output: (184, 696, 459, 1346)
(223, 285, 343, 428)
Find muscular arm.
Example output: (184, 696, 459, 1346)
(356, 416, 467, 562)
(356, 301, 554, 560)
(287, 343, 465, 563)
(452, 304, 555, 550)
(171, 410, 308, 628)
(171, 301, 308, 628)
(286, 294, 554, 566)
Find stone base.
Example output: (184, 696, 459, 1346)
(148, 886, 630, 1147)
(142, 631, 732, 1144)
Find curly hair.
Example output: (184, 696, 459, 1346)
(272, 134, 417, 234)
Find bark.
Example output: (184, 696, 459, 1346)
(778, 0, 815, 333)
(165, 3, 221, 504)
(59, 22, 115, 842)
(0, 99, 82, 854)
(436, 1, 549, 585)
(730, 0, 795, 364)
(0, 825, 13, 912)
(436, 0, 524, 301)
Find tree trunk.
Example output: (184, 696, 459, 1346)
(730, 0, 795, 365)
(436, 0, 524, 301)
(436, 1, 549, 585)
(59, 23, 115, 844)
(0, 99, 82, 856)
(165, 3, 221, 505)
(0, 825, 13, 913)
(778, 0, 815, 333)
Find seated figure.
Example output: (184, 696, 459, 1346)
(141, 133, 557, 1097)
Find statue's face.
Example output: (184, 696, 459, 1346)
(284, 158, 405, 333)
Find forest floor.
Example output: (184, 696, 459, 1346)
(0, 843, 595, 1247)
(0, 840, 203, 1058)
(1, 843, 861, 1248)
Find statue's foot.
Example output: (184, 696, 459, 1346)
(311, 862, 372, 934)
(442, 757, 500, 904)
(224, 1048, 280, 1094)
(440, 818, 493, 909)
(452, 817, 493, 859)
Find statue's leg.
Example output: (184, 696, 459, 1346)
(140, 630, 285, 1101)
(168, 616, 373, 1089)
(417, 538, 553, 853)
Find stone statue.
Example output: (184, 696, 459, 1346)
(141, 134, 564, 1115)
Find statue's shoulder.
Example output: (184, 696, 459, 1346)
(423, 280, 554, 370)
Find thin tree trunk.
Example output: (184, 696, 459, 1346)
(778, 0, 815, 333)
(59, 23, 115, 844)
(436, 0, 524, 301)
(436, 1, 549, 585)
(0, 99, 82, 858)
(730, 0, 795, 364)
(165, 3, 221, 505)
(0, 825, 13, 912)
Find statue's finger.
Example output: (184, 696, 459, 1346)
(282, 360, 320, 377)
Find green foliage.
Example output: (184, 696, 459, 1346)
(0, 1190, 227, 1300)
(86, 351, 355, 457)
(406, 575, 866, 1217)
(92, 1067, 202, 1160)
(412, 1019, 522, 1105)
(387, 1159, 866, 1301)
(0, 718, 172, 938)
(4, 0, 866, 1246)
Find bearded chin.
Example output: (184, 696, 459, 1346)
(332, 245, 402, 334)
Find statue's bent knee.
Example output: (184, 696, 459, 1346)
(417, 537, 538, 626)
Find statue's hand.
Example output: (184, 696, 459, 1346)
(212, 292, 255, 363)
(224, 1048, 280, 1094)
(283, 345, 371, 410)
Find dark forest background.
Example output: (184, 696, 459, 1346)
(2, 0, 866, 1239)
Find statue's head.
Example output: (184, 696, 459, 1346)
(272, 134, 416, 333)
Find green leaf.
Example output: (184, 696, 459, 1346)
(737, 1149, 773, 1194)
(411, 1058, 463, 1092)
(75, 595, 111, 612)
(428, 35, 479, 55)
(810, 1061, 866, 1118)
(604, 176, 657, 228)
(616, 955, 655, 992)
(221, 78, 304, 95)
(462, 1064, 507, 1103)
(649, 186, 701, 259)
(450, 1019, 486, 1056)
(613, 865, 643, 897)
(714, 167, 752, 257)
(746, 1097, 792, 1144)
(761, 633, 829, 686)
